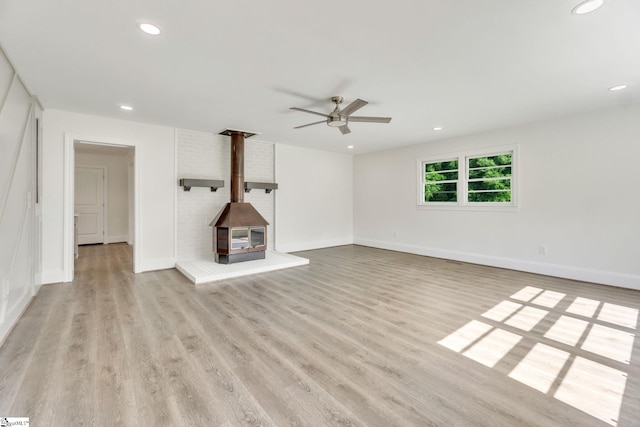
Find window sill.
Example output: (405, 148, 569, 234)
(417, 204, 519, 213)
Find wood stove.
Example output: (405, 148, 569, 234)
(210, 129, 268, 264)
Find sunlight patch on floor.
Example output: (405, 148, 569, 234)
(544, 315, 588, 347)
(554, 357, 627, 425)
(504, 306, 548, 331)
(508, 343, 569, 393)
(438, 285, 638, 426)
(437, 320, 492, 353)
(462, 328, 521, 368)
(481, 300, 522, 322)
(581, 324, 634, 364)
(598, 303, 639, 329)
(531, 290, 566, 308)
(510, 286, 543, 302)
(566, 296, 599, 317)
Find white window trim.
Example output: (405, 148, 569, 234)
(417, 144, 519, 212)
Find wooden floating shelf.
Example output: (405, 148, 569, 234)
(179, 178, 225, 192)
(244, 182, 278, 193)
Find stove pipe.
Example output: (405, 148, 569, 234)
(230, 130, 244, 203)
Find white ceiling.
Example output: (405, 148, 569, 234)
(1, 0, 638, 153)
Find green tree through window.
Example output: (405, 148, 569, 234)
(424, 159, 458, 202)
(467, 154, 512, 202)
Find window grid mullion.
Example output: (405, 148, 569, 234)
(460, 155, 467, 205)
(467, 177, 511, 183)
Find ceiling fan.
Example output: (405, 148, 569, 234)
(290, 96, 391, 135)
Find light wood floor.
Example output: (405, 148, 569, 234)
(1, 244, 638, 426)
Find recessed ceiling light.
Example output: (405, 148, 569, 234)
(138, 22, 162, 36)
(347, 145, 354, 149)
(433, 127, 443, 131)
(608, 84, 628, 91)
(572, 0, 604, 15)
(119, 105, 133, 111)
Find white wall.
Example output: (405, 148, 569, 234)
(75, 149, 130, 243)
(42, 110, 175, 282)
(0, 47, 41, 343)
(354, 106, 640, 289)
(275, 144, 353, 252)
(176, 129, 275, 260)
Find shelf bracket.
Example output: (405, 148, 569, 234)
(244, 182, 278, 194)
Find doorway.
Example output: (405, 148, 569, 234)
(63, 135, 140, 282)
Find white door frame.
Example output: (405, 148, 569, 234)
(63, 134, 141, 281)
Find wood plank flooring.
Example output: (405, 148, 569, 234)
(0, 243, 639, 426)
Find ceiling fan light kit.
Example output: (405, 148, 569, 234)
(291, 96, 391, 135)
(327, 117, 348, 127)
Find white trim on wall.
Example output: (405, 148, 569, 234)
(273, 143, 277, 251)
(277, 238, 354, 254)
(63, 134, 141, 281)
(173, 128, 178, 264)
(354, 238, 640, 291)
(41, 269, 64, 285)
(127, 149, 135, 246)
(62, 135, 73, 282)
(106, 235, 128, 244)
(139, 257, 176, 272)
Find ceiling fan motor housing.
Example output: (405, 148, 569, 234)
(328, 96, 347, 127)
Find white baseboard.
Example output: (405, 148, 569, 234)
(354, 238, 640, 290)
(47, 258, 175, 278)
(41, 269, 65, 285)
(106, 235, 128, 244)
(138, 257, 176, 273)
(0, 288, 39, 348)
(276, 238, 354, 253)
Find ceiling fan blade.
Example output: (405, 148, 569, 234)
(339, 125, 351, 135)
(348, 116, 392, 123)
(340, 99, 368, 117)
(294, 120, 326, 129)
(290, 107, 329, 118)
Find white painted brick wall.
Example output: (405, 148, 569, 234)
(244, 139, 275, 254)
(176, 129, 275, 260)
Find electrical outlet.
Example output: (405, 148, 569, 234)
(538, 245, 547, 255)
(393, 231, 399, 238)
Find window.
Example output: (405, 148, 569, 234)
(467, 153, 512, 203)
(424, 159, 458, 202)
(418, 146, 517, 209)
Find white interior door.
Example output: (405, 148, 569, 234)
(75, 167, 104, 245)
